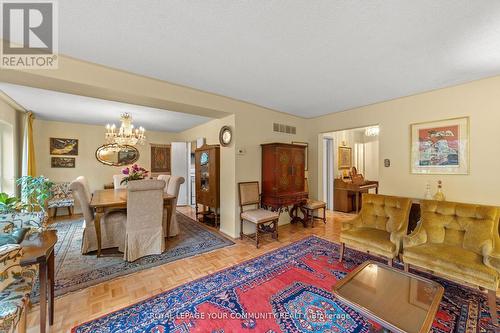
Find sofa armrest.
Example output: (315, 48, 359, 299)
(484, 251, 500, 273)
(403, 223, 427, 248)
(341, 215, 362, 231)
(0, 244, 23, 292)
(390, 224, 408, 253)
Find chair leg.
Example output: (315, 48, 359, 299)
(338, 242, 345, 262)
(18, 306, 27, 333)
(323, 207, 326, 224)
(387, 258, 393, 267)
(240, 219, 243, 240)
(255, 224, 260, 248)
(53, 207, 58, 218)
(274, 220, 279, 239)
(404, 263, 409, 272)
(67, 206, 72, 216)
(487, 289, 498, 326)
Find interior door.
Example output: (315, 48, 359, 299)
(171, 142, 189, 205)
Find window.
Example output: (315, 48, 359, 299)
(0, 121, 14, 195)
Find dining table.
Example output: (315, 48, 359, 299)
(89, 189, 176, 257)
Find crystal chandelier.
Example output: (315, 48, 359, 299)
(364, 126, 380, 137)
(105, 113, 146, 146)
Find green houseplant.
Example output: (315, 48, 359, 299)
(0, 192, 24, 213)
(16, 176, 54, 214)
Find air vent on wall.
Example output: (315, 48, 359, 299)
(273, 123, 296, 135)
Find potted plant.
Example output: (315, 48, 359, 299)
(0, 192, 24, 213)
(15, 176, 54, 230)
(120, 164, 149, 185)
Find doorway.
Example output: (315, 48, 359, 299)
(320, 125, 380, 212)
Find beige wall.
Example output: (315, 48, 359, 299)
(308, 76, 500, 206)
(34, 119, 176, 194)
(177, 115, 237, 237)
(0, 98, 20, 195)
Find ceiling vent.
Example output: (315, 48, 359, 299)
(273, 123, 296, 135)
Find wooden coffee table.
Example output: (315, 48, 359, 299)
(21, 230, 58, 333)
(333, 260, 444, 333)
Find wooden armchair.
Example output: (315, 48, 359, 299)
(238, 182, 279, 248)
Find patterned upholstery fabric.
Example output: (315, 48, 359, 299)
(0, 212, 45, 235)
(48, 182, 74, 209)
(341, 193, 411, 260)
(402, 200, 500, 290)
(0, 244, 38, 333)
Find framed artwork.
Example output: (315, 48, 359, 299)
(410, 117, 469, 174)
(50, 138, 78, 155)
(150, 144, 171, 173)
(292, 141, 308, 171)
(338, 146, 352, 170)
(51, 157, 75, 168)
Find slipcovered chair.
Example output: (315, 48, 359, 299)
(402, 200, 500, 326)
(0, 244, 38, 333)
(47, 182, 74, 217)
(157, 174, 171, 188)
(163, 176, 184, 237)
(124, 179, 165, 262)
(113, 174, 126, 189)
(238, 181, 280, 248)
(70, 177, 126, 254)
(339, 193, 411, 266)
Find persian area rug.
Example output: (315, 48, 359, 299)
(31, 213, 234, 302)
(72, 236, 499, 333)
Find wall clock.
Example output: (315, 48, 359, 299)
(219, 126, 232, 147)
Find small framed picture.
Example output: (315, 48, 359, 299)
(51, 157, 75, 168)
(410, 117, 469, 174)
(338, 146, 352, 170)
(50, 138, 78, 155)
(292, 141, 308, 171)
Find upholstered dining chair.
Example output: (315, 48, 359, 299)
(157, 174, 171, 188)
(70, 177, 127, 254)
(113, 174, 126, 189)
(238, 181, 280, 248)
(163, 176, 185, 237)
(124, 179, 166, 262)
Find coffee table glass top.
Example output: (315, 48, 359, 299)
(333, 261, 444, 333)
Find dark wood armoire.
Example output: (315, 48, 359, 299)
(261, 143, 308, 218)
(195, 144, 220, 226)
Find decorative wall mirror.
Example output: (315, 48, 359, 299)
(95, 144, 140, 166)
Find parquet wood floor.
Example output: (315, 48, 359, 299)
(26, 208, 346, 332)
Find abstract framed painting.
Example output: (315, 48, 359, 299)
(410, 117, 469, 174)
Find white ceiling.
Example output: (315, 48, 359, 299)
(54, 0, 500, 118)
(0, 83, 211, 132)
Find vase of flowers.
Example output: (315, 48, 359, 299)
(121, 164, 149, 185)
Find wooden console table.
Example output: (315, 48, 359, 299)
(20, 230, 57, 333)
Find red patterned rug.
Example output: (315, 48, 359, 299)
(72, 236, 499, 332)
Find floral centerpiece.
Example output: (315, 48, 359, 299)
(121, 164, 149, 185)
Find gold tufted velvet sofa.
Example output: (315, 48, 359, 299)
(339, 193, 412, 265)
(402, 200, 500, 325)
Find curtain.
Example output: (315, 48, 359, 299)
(22, 112, 36, 176)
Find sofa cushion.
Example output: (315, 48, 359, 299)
(403, 244, 498, 289)
(341, 227, 395, 254)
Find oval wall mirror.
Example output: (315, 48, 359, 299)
(95, 144, 140, 166)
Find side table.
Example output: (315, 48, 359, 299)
(20, 230, 57, 333)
